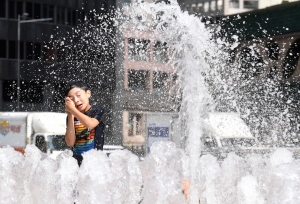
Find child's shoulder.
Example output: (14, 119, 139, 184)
(91, 104, 104, 110)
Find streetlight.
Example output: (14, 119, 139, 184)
(17, 13, 52, 111)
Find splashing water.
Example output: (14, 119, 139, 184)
(2, 1, 300, 203)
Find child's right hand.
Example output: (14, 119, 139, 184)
(65, 97, 75, 113)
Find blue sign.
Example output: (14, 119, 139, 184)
(148, 127, 169, 137)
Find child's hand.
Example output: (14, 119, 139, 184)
(65, 97, 75, 113)
(182, 180, 190, 200)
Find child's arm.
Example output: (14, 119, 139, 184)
(65, 113, 76, 146)
(65, 97, 99, 130)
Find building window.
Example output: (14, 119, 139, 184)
(244, 1, 258, 9)
(53, 83, 65, 104)
(217, 0, 223, 11)
(197, 3, 203, 12)
(16, 1, 23, 17)
(56, 43, 66, 62)
(26, 2, 33, 19)
(8, 1, 15, 19)
(153, 71, 169, 94)
(67, 9, 72, 25)
(128, 38, 150, 62)
(128, 70, 149, 92)
(3, 80, 44, 103)
(42, 4, 48, 18)
(20, 41, 24, 59)
(211, 1, 216, 11)
(21, 80, 44, 103)
(0, 0, 6, 18)
(229, 0, 239, 8)
(2, 80, 17, 102)
(153, 41, 169, 63)
(43, 43, 55, 62)
(57, 7, 63, 24)
(128, 112, 145, 137)
(34, 3, 41, 19)
(26, 42, 33, 60)
(49, 5, 54, 23)
(34, 43, 41, 60)
(0, 40, 6, 58)
(8, 1, 24, 19)
(204, 2, 209, 12)
(9, 41, 17, 59)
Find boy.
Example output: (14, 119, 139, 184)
(64, 80, 105, 166)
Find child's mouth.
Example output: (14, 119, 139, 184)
(77, 104, 83, 109)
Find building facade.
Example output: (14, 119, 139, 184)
(110, 28, 182, 156)
(178, 0, 299, 17)
(0, 0, 119, 143)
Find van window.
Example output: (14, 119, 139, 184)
(35, 135, 47, 153)
(48, 135, 70, 151)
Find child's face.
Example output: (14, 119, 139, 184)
(66, 87, 91, 112)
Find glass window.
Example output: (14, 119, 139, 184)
(204, 2, 209, 12)
(72, 10, 77, 26)
(34, 3, 41, 19)
(57, 7, 62, 24)
(43, 43, 55, 62)
(217, 0, 223, 11)
(128, 113, 145, 137)
(49, 5, 54, 23)
(9, 1, 15, 19)
(20, 80, 44, 103)
(48, 135, 70, 151)
(153, 71, 169, 94)
(16, 1, 23, 17)
(34, 43, 41, 60)
(0, 0, 6, 18)
(128, 70, 149, 92)
(78, 11, 85, 23)
(211, 1, 216, 11)
(26, 42, 33, 60)
(26, 2, 33, 19)
(42, 4, 48, 18)
(67, 9, 72, 25)
(20, 41, 24, 59)
(2, 80, 43, 103)
(229, 0, 239, 8)
(56, 43, 66, 62)
(35, 135, 47, 153)
(0, 40, 6, 58)
(153, 41, 169, 63)
(8, 41, 16, 59)
(244, 1, 258, 9)
(2, 80, 17, 102)
(128, 38, 150, 61)
(53, 82, 65, 104)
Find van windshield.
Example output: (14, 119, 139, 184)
(48, 135, 70, 151)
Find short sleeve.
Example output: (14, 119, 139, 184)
(92, 106, 105, 122)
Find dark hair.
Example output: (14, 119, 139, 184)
(64, 80, 88, 96)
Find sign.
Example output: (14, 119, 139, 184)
(147, 122, 169, 152)
(0, 120, 21, 136)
